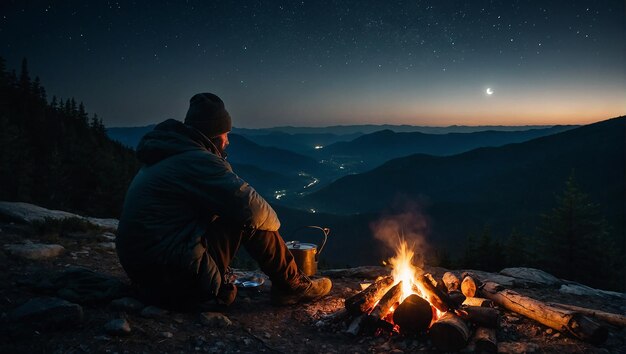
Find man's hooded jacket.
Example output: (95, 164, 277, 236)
(116, 119, 280, 298)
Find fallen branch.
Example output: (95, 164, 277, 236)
(481, 282, 608, 344)
(548, 302, 626, 328)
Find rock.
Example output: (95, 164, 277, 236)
(110, 297, 145, 312)
(160, 331, 174, 338)
(199, 312, 232, 328)
(141, 306, 168, 319)
(99, 232, 116, 241)
(500, 268, 561, 286)
(97, 242, 116, 250)
(497, 342, 539, 353)
(0, 201, 119, 231)
(4, 242, 65, 260)
(9, 297, 83, 329)
(559, 283, 626, 299)
(104, 318, 131, 336)
(51, 267, 128, 304)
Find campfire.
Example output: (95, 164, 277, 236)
(320, 238, 610, 352)
(337, 239, 500, 351)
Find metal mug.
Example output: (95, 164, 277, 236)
(286, 226, 330, 276)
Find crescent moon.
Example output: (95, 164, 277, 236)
(486, 88, 494, 95)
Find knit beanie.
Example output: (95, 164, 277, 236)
(184, 93, 232, 137)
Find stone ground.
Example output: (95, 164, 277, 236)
(1, 220, 625, 353)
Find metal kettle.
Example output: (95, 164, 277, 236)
(285, 226, 330, 276)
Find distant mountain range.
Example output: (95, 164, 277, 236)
(106, 122, 584, 203)
(234, 124, 559, 135)
(298, 116, 625, 254)
(106, 123, 564, 149)
(314, 126, 577, 172)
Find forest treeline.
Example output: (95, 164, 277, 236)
(0, 57, 139, 217)
(457, 175, 623, 291)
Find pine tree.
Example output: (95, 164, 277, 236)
(19, 58, 30, 91)
(538, 174, 611, 287)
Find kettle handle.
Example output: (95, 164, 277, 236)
(291, 225, 330, 262)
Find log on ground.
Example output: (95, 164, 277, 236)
(548, 302, 626, 328)
(480, 281, 608, 344)
(429, 312, 471, 352)
(459, 306, 499, 328)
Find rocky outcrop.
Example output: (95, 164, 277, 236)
(0, 201, 118, 230)
(4, 241, 65, 260)
(9, 297, 83, 329)
(500, 267, 562, 287)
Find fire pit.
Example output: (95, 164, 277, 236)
(318, 240, 611, 352)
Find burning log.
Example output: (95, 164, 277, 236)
(417, 274, 458, 313)
(344, 275, 394, 315)
(473, 327, 497, 353)
(463, 297, 494, 308)
(368, 281, 403, 321)
(392, 294, 433, 335)
(429, 312, 471, 352)
(459, 306, 500, 328)
(442, 271, 461, 292)
(481, 282, 608, 344)
(548, 302, 626, 328)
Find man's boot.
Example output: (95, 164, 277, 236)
(270, 273, 332, 305)
(243, 229, 332, 305)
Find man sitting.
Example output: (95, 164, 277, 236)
(116, 92, 332, 308)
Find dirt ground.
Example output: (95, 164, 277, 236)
(1, 221, 625, 353)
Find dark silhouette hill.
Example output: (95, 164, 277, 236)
(234, 124, 557, 135)
(230, 163, 311, 199)
(240, 131, 362, 155)
(227, 134, 321, 177)
(300, 117, 625, 253)
(317, 126, 577, 171)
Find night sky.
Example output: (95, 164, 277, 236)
(2, 1, 624, 128)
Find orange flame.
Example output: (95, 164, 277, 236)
(388, 238, 443, 322)
(389, 239, 422, 303)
